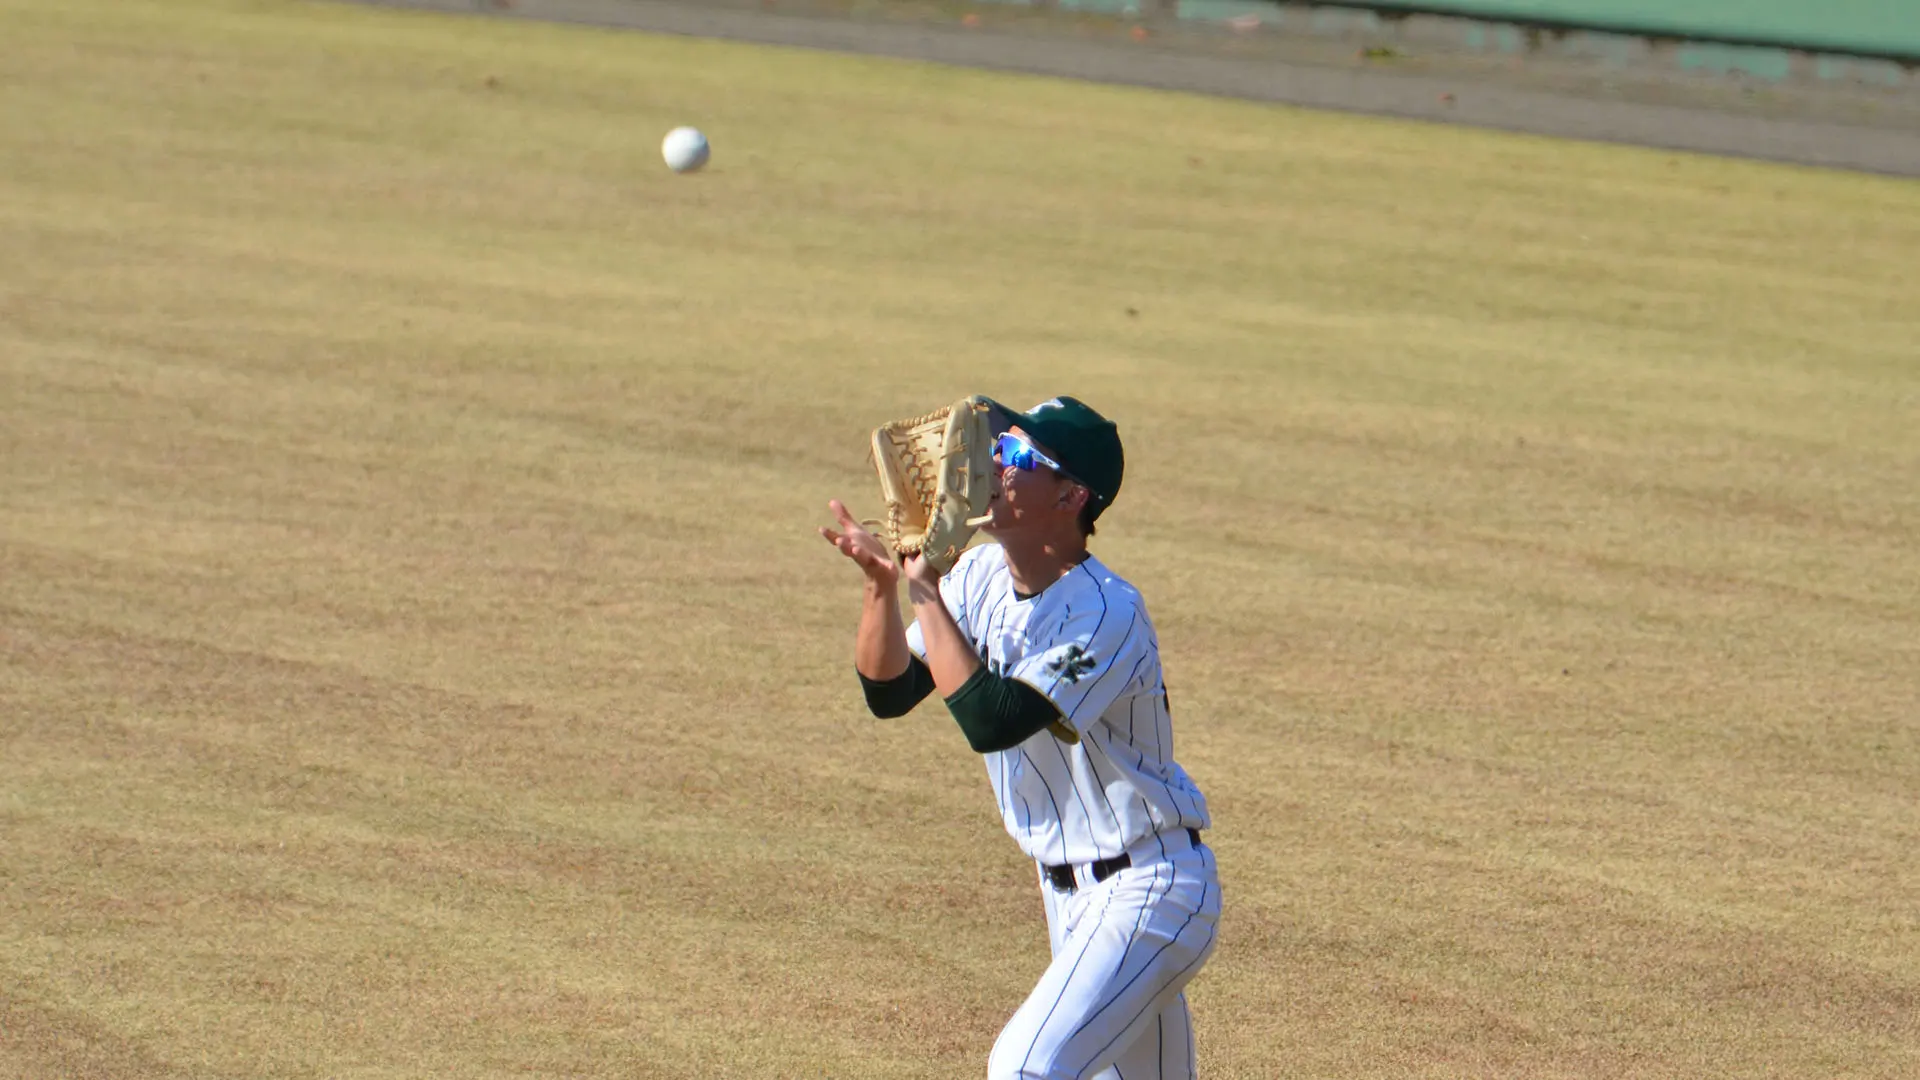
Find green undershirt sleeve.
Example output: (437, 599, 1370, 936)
(859, 656, 936, 718)
(943, 667, 1063, 754)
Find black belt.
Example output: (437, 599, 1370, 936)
(1044, 828, 1203, 892)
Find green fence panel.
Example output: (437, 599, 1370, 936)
(1331, 1, 1920, 59)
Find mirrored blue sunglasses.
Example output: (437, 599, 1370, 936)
(993, 433, 1107, 506)
(993, 433, 1066, 474)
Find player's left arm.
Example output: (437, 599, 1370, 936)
(902, 552, 1064, 753)
(903, 553, 981, 694)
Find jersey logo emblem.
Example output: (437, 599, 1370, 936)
(1047, 645, 1097, 685)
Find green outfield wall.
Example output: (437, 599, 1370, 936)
(1297, 1, 1920, 59)
(1050, 1, 1920, 59)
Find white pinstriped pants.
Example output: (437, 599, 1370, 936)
(989, 834, 1221, 1080)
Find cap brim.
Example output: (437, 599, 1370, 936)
(979, 398, 1024, 437)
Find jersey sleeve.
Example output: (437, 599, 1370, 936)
(1006, 594, 1151, 734)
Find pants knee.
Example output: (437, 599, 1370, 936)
(987, 1032, 1069, 1080)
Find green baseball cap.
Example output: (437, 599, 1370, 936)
(992, 396, 1125, 520)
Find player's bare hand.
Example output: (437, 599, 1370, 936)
(820, 499, 899, 587)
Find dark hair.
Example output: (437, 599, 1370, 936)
(1076, 496, 1099, 538)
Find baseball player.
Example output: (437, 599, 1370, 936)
(820, 396, 1221, 1080)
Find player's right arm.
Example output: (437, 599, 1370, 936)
(820, 499, 933, 716)
(820, 498, 909, 679)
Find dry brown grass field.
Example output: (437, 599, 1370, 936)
(3, 1, 1917, 1077)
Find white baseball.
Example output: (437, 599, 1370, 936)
(662, 126, 710, 173)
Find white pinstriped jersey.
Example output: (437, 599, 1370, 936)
(906, 544, 1211, 867)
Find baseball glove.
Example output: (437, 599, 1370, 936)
(867, 395, 997, 574)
